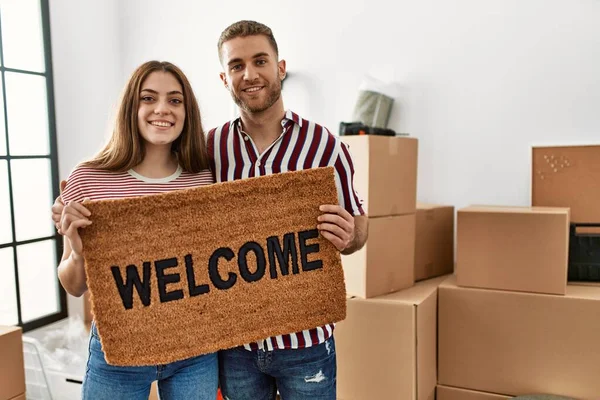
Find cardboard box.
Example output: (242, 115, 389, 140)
(437, 385, 511, 400)
(342, 214, 415, 298)
(341, 135, 418, 217)
(532, 144, 600, 223)
(335, 275, 447, 400)
(456, 206, 569, 295)
(415, 204, 454, 281)
(7, 394, 25, 400)
(439, 276, 600, 399)
(0, 326, 26, 400)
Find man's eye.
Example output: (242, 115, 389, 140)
(232, 64, 242, 71)
(257, 59, 266, 65)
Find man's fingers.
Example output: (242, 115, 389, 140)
(317, 222, 347, 240)
(319, 204, 340, 213)
(318, 221, 352, 252)
(319, 204, 353, 223)
(318, 214, 352, 233)
(320, 231, 345, 251)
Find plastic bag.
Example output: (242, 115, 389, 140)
(351, 75, 396, 128)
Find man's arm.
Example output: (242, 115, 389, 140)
(320, 135, 368, 254)
(342, 215, 368, 255)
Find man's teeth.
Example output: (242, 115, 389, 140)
(245, 87, 262, 92)
(150, 121, 171, 127)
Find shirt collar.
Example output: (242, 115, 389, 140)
(282, 110, 303, 128)
(233, 109, 304, 131)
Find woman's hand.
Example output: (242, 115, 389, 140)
(61, 200, 92, 257)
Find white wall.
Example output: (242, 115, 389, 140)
(50, 0, 123, 181)
(49, 0, 123, 318)
(49, 0, 600, 208)
(116, 0, 600, 210)
(47, 0, 600, 318)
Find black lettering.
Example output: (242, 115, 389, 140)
(298, 229, 323, 272)
(209, 247, 237, 290)
(111, 262, 151, 310)
(238, 242, 266, 283)
(267, 233, 298, 278)
(155, 258, 184, 303)
(185, 254, 210, 296)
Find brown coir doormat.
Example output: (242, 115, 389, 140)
(80, 166, 346, 366)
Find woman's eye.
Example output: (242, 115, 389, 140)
(170, 98, 183, 104)
(141, 96, 154, 102)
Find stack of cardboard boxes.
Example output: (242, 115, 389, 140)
(0, 326, 26, 400)
(437, 144, 600, 399)
(532, 144, 600, 282)
(414, 203, 455, 282)
(334, 135, 455, 400)
(339, 135, 419, 297)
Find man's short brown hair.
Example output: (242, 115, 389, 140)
(218, 20, 279, 63)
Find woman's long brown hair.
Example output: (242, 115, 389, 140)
(82, 61, 209, 173)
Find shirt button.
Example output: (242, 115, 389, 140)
(244, 136, 249, 141)
(256, 161, 261, 167)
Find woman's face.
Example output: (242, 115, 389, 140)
(137, 71, 185, 148)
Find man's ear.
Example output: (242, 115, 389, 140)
(220, 72, 229, 89)
(278, 59, 287, 81)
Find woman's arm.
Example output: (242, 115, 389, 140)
(57, 201, 92, 297)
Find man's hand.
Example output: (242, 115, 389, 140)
(52, 180, 66, 234)
(317, 205, 358, 253)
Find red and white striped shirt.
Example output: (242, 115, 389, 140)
(62, 166, 214, 203)
(207, 110, 364, 351)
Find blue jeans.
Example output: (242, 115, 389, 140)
(82, 323, 218, 400)
(219, 336, 336, 400)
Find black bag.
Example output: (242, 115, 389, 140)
(568, 222, 600, 281)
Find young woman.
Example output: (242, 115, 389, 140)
(57, 61, 217, 400)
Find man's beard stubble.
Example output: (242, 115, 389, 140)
(231, 79, 282, 114)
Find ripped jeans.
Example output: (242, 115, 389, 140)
(218, 336, 336, 400)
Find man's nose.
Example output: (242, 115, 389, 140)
(243, 65, 259, 81)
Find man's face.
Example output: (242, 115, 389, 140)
(219, 35, 286, 114)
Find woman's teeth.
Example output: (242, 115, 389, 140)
(150, 121, 171, 127)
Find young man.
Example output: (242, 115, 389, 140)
(52, 20, 368, 399)
(211, 21, 368, 399)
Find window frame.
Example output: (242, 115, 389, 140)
(0, 0, 67, 332)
